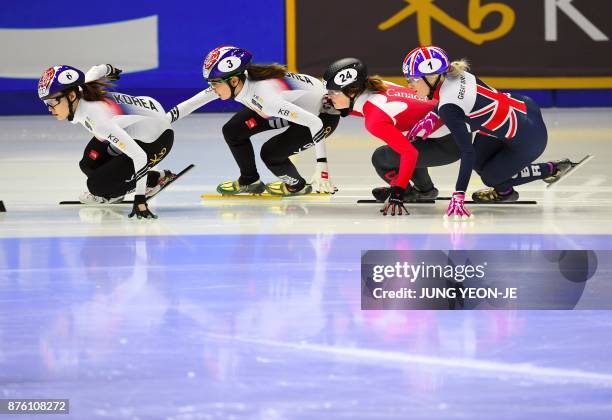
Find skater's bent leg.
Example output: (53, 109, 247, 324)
(260, 125, 311, 191)
(492, 95, 549, 190)
(86, 155, 136, 198)
(136, 129, 175, 188)
(371, 145, 400, 184)
(222, 109, 271, 185)
(472, 135, 504, 175)
(79, 137, 113, 177)
(413, 135, 461, 167)
(479, 129, 548, 191)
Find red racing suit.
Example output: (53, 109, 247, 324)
(350, 84, 442, 188)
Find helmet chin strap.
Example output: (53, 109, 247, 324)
(227, 73, 246, 99)
(67, 89, 80, 122)
(422, 74, 442, 100)
(339, 90, 361, 118)
(339, 99, 354, 117)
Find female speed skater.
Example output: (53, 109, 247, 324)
(402, 45, 578, 219)
(323, 58, 461, 216)
(166, 45, 339, 196)
(38, 64, 177, 219)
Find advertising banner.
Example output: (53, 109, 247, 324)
(287, 0, 612, 88)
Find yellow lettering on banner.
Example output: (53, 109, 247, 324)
(378, 0, 515, 45)
(467, 0, 515, 42)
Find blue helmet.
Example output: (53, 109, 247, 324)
(202, 46, 252, 81)
(38, 65, 85, 100)
(402, 46, 450, 79)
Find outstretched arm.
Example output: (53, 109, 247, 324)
(362, 102, 419, 216)
(438, 103, 475, 219)
(84, 64, 122, 83)
(438, 104, 474, 193)
(166, 87, 218, 123)
(262, 96, 324, 141)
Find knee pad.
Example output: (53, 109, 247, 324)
(371, 146, 387, 168)
(79, 159, 95, 177)
(371, 147, 398, 183)
(481, 172, 504, 188)
(260, 142, 281, 167)
(86, 177, 103, 196)
(222, 120, 246, 146)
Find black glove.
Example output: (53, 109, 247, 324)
(128, 195, 157, 219)
(106, 64, 123, 81)
(381, 186, 409, 216)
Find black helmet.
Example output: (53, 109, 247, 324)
(323, 58, 368, 92)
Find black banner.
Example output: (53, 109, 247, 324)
(287, 0, 612, 88)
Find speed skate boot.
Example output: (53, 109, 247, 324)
(146, 170, 177, 197)
(266, 181, 312, 196)
(543, 159, 573, 185)
(217, 179, 266, 195)
(371, 185, 439, 202)
(404, 186, 439, 202)
(78, 191, 124, 204)
(371, 186, 391, 202)
(472, 187, 519, 203)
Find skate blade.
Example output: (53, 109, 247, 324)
(437, 197, 536, 204)
(546, 154, 594, 189)
(60, 164, 195, 205)
(147, 164, 194, 199)
(203, 193, 282, 200)
(357, 199, 435, 204)
(357, 199, 536, 205)
(202, 193, 332, 200)
(59, 201, 132, 205)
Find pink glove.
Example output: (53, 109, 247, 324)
(445, 191, 473, 219)
(407, 110, 440, 141)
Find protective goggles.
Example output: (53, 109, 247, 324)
(43, 94, 65, 108)
(207, 75, 237, 85)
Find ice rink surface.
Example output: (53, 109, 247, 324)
(1, 108, 612, 419)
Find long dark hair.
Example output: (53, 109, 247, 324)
(78, 79, 115, 101)
(246, 63, 288, 81)
(343, 76, 388, 97)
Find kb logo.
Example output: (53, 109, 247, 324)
(378, 0, 608, 45)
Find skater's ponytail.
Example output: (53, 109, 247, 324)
(364, 76, 387, 92)
(246, 63, 288, 81)
(79, 79, 115, 101)
(340, 76, 387, 98)
(447, 59, 470, 78)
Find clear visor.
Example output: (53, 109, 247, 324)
(207, 78, 225, 85)
(207, 73, 240, 86)
(42, 94, 64, 108)
(326, 90, 345, 97)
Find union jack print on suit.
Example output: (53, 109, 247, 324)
(468, 84, 527, 139)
